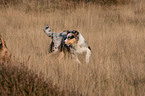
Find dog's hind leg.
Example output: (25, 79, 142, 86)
(49, 41, 54, 53)
(58, 51, 65, 61)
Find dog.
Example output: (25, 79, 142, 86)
(0, 34, 12, 64)
(43, 25, 72, 58)
(65, 30, 91, 64)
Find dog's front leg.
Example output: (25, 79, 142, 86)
(71, 53, 81, 64)
(76, 56, 81, 64)
(86, 48, 91, 63)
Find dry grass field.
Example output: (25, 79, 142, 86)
(0, 0, 145, 95)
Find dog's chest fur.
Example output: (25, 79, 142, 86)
(73, 34, 88, 54)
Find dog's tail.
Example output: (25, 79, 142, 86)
(43, 25, 54, 37)
(43, 25, 53, 33)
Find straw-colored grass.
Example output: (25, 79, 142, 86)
(0, 1, 145, 95)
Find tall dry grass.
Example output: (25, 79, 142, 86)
(0, 0, 145, 95)
(0, 62, 80, 95)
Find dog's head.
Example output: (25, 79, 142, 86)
(65, 30, 79, 45)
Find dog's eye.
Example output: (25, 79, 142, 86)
(68, 35, 75, 39)
(70, 35, 75, 39)
(67, 36, 71, 39)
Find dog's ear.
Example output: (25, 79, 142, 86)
(72, 30, 79, 36)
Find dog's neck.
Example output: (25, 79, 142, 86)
(76, 33, 84, 45)
(73, 34, 88, 51)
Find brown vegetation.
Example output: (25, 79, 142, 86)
(0, 34, 12, 64)
(0, 62, 80, 95)
(0, 0, 145, 96)
(0, 62, 59, 95)
(0, 0, 132, 4)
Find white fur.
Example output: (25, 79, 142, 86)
(66, 33, 91, 64)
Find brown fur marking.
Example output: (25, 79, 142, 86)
(65, 38, 77, 45)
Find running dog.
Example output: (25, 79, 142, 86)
(65, 30, 91, 64)
(43, 25, 71, 57)
(0, 34, 12, 64)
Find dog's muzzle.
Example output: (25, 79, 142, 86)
(65, 39, 70, 46)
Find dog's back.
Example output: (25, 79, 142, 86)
(43, 26, 72, 58)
